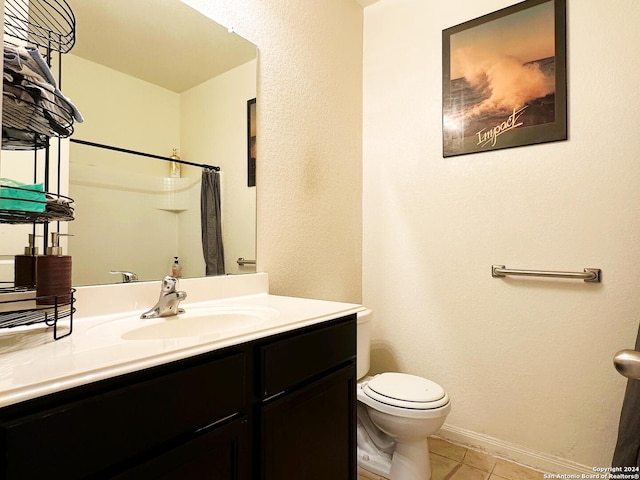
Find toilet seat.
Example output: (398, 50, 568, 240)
(362, 373, 450, 410)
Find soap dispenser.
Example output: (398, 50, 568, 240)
(14, 233, 41, 289)
(36, 232, 72, 306)
(171, 256, 182, 278)
(169, 149, 181, 178)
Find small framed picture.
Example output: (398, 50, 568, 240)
(442, 0, 566, 157)
(247, 98, 256, 187)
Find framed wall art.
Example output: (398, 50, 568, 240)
(442, 0, 566, 157)
(247, 98, 256, 187)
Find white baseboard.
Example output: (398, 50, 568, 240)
(436, 424, 594, 476)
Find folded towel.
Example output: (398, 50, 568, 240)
(0, 178, 46, 212)
(2, 126, 48, 150)
(45, 193, 75, 220)
(26, 46, 84, 124)
(2, 42, 83, 138)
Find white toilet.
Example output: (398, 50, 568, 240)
(356, 309, 451, 480)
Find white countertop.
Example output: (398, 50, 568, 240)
(0, 273, 364, 408)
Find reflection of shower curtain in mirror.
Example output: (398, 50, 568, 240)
(201, 169, 225, 275)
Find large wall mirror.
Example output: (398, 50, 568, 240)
(0, 0, 258, 287)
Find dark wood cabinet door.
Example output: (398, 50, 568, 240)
(0, 352, 246, 480)
(113, 417, 250, 480)
(260, 364, 356, 480)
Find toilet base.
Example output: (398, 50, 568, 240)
(358, 438, 432, 480)
(356, 403, 393, 478)
(389, 437, 431, 480)
(357, 448, 391, 478)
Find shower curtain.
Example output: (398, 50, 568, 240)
(612, 321, 640, 467)
(201, 168, 225, 276)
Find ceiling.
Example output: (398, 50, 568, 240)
(65, 0, 257, 93)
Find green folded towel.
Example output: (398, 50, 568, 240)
(0, 178, 46, 212)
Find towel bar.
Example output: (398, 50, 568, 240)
(237, 258, 256, 266)
(492, 265, 601, 283)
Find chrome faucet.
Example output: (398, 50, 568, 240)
(110, 270, 139, 283)
(140, 276, 187, 319)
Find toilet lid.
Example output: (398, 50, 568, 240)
(363, 372, 449, 410)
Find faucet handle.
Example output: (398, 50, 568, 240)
(162, 275, 180, 293)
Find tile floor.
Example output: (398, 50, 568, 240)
(358, 436, 546, 480)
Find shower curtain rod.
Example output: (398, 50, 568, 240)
(69, 139, 220, 171)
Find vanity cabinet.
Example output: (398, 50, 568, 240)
(0, 349, 248, 479)
(0, 314, 356, 479)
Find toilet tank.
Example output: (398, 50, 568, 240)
(357, 309, 372, 379)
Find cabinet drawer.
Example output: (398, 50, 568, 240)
(259, 315, 356, 398)
(113, 416, 250, 480)
(0, 352, 245, 480)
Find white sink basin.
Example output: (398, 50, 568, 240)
(87, 305, 280, 341)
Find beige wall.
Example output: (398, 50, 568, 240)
(363, 0, 640, 471)
(183, 0, 364, 304)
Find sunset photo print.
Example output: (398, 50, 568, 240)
(442, 0, 566, 157)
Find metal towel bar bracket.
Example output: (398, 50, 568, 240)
(491, 265, 601, 283)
